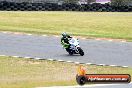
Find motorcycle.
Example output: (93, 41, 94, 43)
(65, 38, 84, 56)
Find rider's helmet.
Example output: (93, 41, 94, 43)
(62, 32, 67, 38)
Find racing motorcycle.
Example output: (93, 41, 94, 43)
(65, 38, 84, 56)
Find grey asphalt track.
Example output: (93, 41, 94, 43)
(37, 83, 132, 88)
(0, 32, 132, 67)
(90, 84, 132, 88)
(82, 83, 132, 88)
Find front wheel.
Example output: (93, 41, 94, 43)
(78, 47, 84, 56)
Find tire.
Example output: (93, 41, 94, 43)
(66, 48, 73, 55)
(32, 5, 36, 11)
(3, 6, 7, 10)
(78, 47, 84, 56)
(42, 8, 45, 11)
(14, 8, 18, 11)
(35, 8, 39, 11)
(7, 8, 11, 11)
(69, 51, 73, 55)
(20, 8, 25, 11)
(76, 75, 86, 85)
(38, 6, 42, 11)
(27, 7, 32, 11)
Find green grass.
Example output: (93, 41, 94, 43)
(0, 11, 132, 40)
(0, 56, 132, 88)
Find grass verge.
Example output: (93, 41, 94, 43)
(0, 56, 132, 88)
(0, 11, 132, 41)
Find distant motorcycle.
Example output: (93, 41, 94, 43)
(66, 38, 84, 56)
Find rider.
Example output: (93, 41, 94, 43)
(61, 32, 72, 52)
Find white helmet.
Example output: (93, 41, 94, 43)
(62, 32, 67, 37)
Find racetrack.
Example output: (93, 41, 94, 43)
(37, 83, 132, 88)
(0, 32, 132, 67)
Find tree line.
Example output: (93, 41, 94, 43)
(64, 0, 132, 6)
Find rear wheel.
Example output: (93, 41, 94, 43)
(76, 75, 86, 85)
(66, 48, 73, 55)
(78, 47, 84, 56)
(69, 51, 73, 55)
